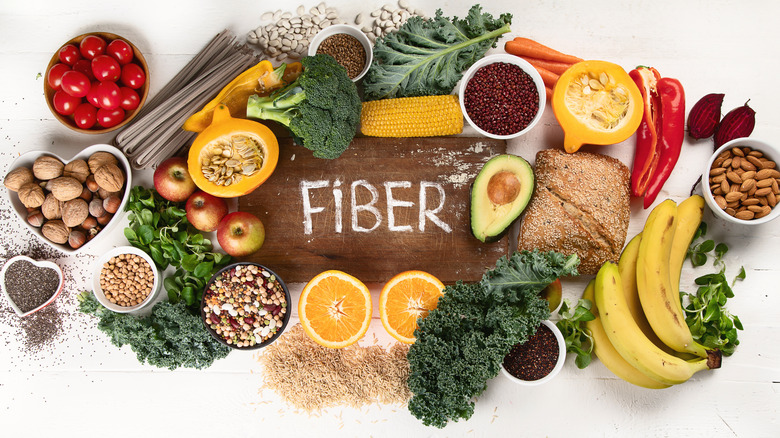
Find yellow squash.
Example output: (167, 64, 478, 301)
(552, 60, 643, 153)
(183, 60, 302, 132)
(187, 104, 278, 198)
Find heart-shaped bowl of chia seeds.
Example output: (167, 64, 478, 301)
(1, 255, 64, 317)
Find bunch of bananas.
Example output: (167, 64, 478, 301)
(586, 195, 722, 388)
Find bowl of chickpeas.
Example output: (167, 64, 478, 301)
(91, 246, 160, 313)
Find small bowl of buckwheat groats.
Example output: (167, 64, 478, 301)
(200, 262, 291, 350)
(91, 246, 160, 313)
(308, 24, 373, 82)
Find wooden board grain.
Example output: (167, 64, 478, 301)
(238, 137, 508, 283)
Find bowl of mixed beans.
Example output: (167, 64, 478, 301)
(200, 262, 291, 350)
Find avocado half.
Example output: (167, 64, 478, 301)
(470, 154, 534, 243)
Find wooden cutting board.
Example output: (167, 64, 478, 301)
(238, 136, 509, 283)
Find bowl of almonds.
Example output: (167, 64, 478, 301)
(703, 137, 780, 225)
(91, 246, 160, 313)
(3, 144, 131, 253)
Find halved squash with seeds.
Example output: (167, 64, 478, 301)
(187, 104, 279, 198)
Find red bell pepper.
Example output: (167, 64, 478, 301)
(628, 66, 685, 209)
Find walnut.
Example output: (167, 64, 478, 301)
(94, 164, 124, 192)
(41, 193, 63, 220)
(49, 176, 84, 201)
(63, 159, 90, 183)
(88, 151, 119, 174)
(4, 167, 34, 192)
(18, 182, 45, 208)
(41, 220, 70, 244)
(62, 198, 89, 227)
(32, 156, 64, 180)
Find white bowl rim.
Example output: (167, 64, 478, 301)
(307, 24, 373, 82)
(5, 144, 132, 254)
(702, 137, 780, 225)
(459, 53, 547, 140)
(500, 319, 567, 386)
(0, 255, 64, 317)
(91, 245, 160, 313)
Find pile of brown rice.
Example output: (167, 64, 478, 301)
(258, 324, 411, 412)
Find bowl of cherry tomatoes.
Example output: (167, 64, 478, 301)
(44, 32, 149, 134)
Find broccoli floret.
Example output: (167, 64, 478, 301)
(246, 54, 361, 159)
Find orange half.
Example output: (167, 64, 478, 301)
(298, 270, 372, 349)
(379, 270, 445, 344)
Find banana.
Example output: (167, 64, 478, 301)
(582, 280, 670, 389)
(595, 262, 719, 385)
(636, 199, 711, 358)
(669, 195, 705, 300)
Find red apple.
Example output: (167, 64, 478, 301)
(186, 191, 228, 232)
(539, 278, 563, 313)
(217, 212, 265, 257)
(153, 157, 196, 202)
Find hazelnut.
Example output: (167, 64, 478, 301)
(97, 188, 120, 200)
(68, 229, 87, 249)
(27, 210, 44, 227)
(63, 159, 90, 183)
(18, 182, 45, 208)
(41, 220, 70, 244)
(94, 164, 125, 192)
(103, 195, 122, 214)
(97, 213, 113, 226)
(81, 216, 98, 231)
(88, 151, 118, 174)
(33, 156, 64, 180)
(89, 198, 106, 218)
(85, 174, 99, 192)
(50, 176, 83, 201)
(79, 186, 93, 202)
(62, 198, 89, 228)
(41, 193, 63, 220)
(4, 167, 34, 192)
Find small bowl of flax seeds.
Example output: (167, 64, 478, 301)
(91, 246, 160, 313)
(1, 255, 64, 317)
(309, 24, 373, 81)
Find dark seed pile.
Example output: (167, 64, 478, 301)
(464, 62, 539, 136)
(316, 33, 366, 79)
(4, 259, 60, 313)
(502, 323, 559, 381)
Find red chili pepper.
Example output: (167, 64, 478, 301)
(628, 67, 686, 208)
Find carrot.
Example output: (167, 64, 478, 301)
(534, 65, 559, 89)
(504, 38, 583, 65)
(545, 86, 553, 102)
(520, 56, 573, 76)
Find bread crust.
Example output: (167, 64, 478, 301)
(518, 149, 630, 275)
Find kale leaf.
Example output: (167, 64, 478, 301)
(363, 5, 512, 100)
(407, 250, 579, 428)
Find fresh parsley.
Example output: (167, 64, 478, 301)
(556, 298, 595, 369)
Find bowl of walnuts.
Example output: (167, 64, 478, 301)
(3, 144, 131, 254)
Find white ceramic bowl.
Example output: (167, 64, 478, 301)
(500, 320, 566, 386)
(702, 137, 780, 225)
(459, 54, 546, 140)
(0, 255, 64, 317)
(308, 24, 373, 82)
(91, 246, 160, 313)
(5, 144, 132, 254)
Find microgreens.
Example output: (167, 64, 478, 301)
(556, 298, 595, 369)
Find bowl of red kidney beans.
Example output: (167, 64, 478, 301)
(459, 54, 545, 140)
(44, 32, 149, 134)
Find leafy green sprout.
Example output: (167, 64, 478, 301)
(556, 298, 595, 369)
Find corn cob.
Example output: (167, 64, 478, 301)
(360, 95, 463, 137)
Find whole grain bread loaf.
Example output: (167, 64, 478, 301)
(517, 149, 630, 275)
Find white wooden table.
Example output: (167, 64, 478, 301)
(1, 1, 778, 436)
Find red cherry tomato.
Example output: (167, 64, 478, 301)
(119, 87, 140, 111)
(120, 63, 146, 89)
(47, 63, 71, 91)
(52, 90, 81, 116)
(73, 59, 95, 81)
(106, 39, 134, 65)
(97, 107, 125, 128)
(73, 103, 98, 129)
(86, 81, 102, 107)
(91, 55, 121, 82)
(94, 81, 121, 110)
(58, 44, 81, 65)
(60, 70, 91, 97)
(79, 35, 106, 60)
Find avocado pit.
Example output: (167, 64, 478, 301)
(487, 171, 522, 205)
